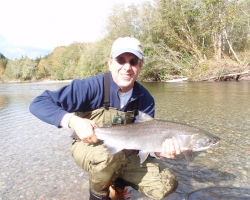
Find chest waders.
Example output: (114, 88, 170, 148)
(70, 73, 178, 199)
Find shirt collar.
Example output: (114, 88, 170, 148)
(109, 73, 142, 107)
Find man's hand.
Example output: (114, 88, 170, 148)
(69, 115, 98, 143)
(155, 138, 181, 158)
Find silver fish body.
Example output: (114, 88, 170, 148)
(94, 112, 220, 163)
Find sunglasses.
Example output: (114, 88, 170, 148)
(114, 56, 141, 66)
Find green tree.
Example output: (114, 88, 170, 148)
(75, 40, 110, 78)
(3, 60, 21, 80)
(3, 57, 37, 80)
(62, 42, 85, 79)
(20, 57, 37, 80)
(37, 58, 50, 79)
(0, 58, 7, 75)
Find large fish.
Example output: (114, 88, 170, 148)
(94, 112, 220, 163)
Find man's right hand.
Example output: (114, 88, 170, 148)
(69, 115, 98, 143)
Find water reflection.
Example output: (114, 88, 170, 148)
(141, 81, 250, 198)
(1, 81, 250, 199)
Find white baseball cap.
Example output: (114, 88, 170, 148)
(111, 37, 143, 59)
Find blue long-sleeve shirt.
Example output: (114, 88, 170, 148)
(29, 73, 155, 127)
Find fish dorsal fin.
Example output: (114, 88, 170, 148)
(135, 111, 154, 123)
(138, 151, 150, 164)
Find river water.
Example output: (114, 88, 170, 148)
(0, 80, 250, 200)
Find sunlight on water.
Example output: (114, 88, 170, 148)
(1, 81, 250, 199)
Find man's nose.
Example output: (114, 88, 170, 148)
(122, 62, 132, 70)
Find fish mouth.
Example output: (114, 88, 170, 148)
(192, 138, 220, 152)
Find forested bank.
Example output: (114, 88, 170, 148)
(1, 0, 250, 83)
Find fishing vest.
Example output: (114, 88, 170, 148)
(71, 72, 138, 139)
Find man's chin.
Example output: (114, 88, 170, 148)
(119, 78, 132, 85)
(118, 81, 134, 91)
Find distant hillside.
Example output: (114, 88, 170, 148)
(0, 53, 7, 59)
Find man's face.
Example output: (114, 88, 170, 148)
(108, 52, 142, 93)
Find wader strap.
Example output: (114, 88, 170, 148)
(132, 98, 138, 116)
(103, 71, 138, 119)
(103, 72, 110, 109)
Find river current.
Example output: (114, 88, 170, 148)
(0, 80, 249, 199)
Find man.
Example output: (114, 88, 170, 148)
(29, 37, 179, 200)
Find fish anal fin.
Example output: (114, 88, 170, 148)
(182, 150, 193, 162)
(138, 151, 150, 164)
(104, 142, 123, 154)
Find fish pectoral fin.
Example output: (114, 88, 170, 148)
(176, 134, 193, 149)
(104, 142, 124, 154)
(138, 151, 150, 164)
(182, 150, 193, 162)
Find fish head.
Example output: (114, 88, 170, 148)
(190, 134, 220, 152)
(176, 133, 220, 162)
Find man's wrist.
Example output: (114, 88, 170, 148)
(60, 113, 74, 128)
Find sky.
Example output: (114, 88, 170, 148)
(0, 0, 146, 60)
